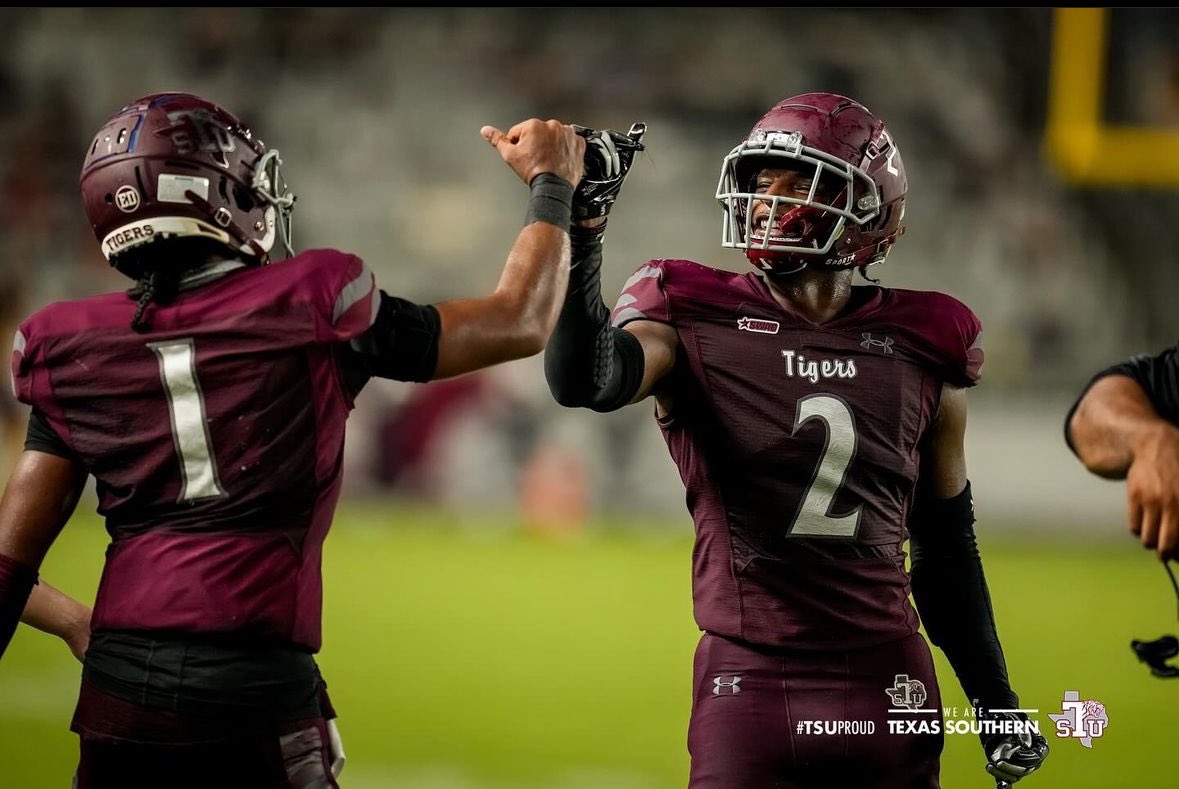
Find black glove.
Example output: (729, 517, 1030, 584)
(570, 122, 647, 220)
(979, 710, 1049, 787)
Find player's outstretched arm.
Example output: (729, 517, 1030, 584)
(0, 450, 88, 660)
(909, 384, 1048, 785)
(1065, 350, 1179, 560)
(429, 119, 585, 380)
(544, 223, 675, 412)
(543, 122, 674, 412)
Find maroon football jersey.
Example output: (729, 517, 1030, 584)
(10, 249, 378, 651)
(612, 259, 983, 650)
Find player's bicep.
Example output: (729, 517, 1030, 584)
(622, 319, 677, 404)
(923, 383, 968, 499)
(0, 449, 87, 567)
(431, 295, 526, 380)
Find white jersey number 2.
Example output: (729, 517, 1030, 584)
(149, 339, 225, 502)
(787, 394, 862, 538)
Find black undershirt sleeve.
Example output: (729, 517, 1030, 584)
(908, 481, 1018, 710)
(24, 408, 79, 462)
(337, 291, 442, 397)
(544, 226, 646, 413)
(1064, 344, 1179, 454)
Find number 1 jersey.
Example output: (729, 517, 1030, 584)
(612, 259, 983, 650)
(10, 250, 379, 652)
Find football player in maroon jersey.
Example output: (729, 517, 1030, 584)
(0, 92, 584, 788)
(545, 94, 1048, 787)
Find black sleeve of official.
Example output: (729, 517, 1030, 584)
(24, 408, 80, 462)
(544, 227, 645, 413)
(908, 481, 1018, 711)
(339, 292, 441, 394)
(1063, 344, 1179, 454)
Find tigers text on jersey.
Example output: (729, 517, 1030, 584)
(613, 259, 982, 650)
(11, 250, 378, 652)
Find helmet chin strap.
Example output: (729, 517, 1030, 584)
(761, 257, 810, 277)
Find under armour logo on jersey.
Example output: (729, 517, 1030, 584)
(713, 675, 742, 696)
(860, 333, 894, 354)
(738, 317, 780, 335)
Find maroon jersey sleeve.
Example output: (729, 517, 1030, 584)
(10, 328, 27, 405)
(886, 290, 983, 388)
(611, 260, 673, 327)
(11, 321, 77, 457)
(943, 294, 984, 386)
(291, 249, 380, 344)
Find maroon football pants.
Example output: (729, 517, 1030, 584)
(688, 631, 943, 789)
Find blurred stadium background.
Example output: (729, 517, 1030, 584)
(1, 7, 1177, 788)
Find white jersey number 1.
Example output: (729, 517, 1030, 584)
(149, 339, 225, 502)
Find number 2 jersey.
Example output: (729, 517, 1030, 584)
(10, 250, 437, 653)
(612, 259, 983, 651)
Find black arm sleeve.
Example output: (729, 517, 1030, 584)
(338, 291, 441, 396)
(25, 408, 80, 462)
(0, 553, 38, 660)
(1064, 344, 1179, 454)
(908, 481, 1018, 710)
(543, 226, 646, 413)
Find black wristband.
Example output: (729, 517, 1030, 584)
(525, 173, 574, 229)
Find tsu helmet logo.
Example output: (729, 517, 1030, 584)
(167, 109, 237, 157)
(115, 185, 140, 213)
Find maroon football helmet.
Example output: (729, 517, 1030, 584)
(715, 93, 907, 274)
(79, 92, 295, 267)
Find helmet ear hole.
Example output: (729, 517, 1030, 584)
(233, 184, 255, 213)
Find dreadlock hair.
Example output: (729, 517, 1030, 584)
(113, 237, 245, 333)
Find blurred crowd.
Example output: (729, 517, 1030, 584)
(1, 8, 1177, 518)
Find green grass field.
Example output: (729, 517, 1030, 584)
(1, 503, 1174, 788)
